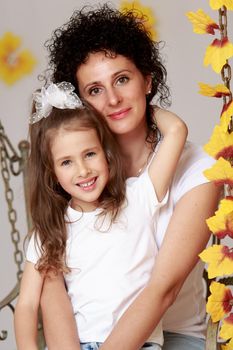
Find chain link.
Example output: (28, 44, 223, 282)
(219, 6, 233, 133)
(218, 7, 233, 206)
(0, 122, 24, 281)
(218, 6, 227, 38)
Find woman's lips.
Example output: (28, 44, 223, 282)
(108, 108, 131, 120)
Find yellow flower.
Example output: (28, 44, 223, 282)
(204, 37, 233, 73)
(199, 82, 230, 97)
(220, 313, 233, 340)
(203, 157, 233, 186)
(0, 32, 36, 85)
(221, 101, 233, 132)
(221, 337, 233, 350)
(210, 0, 233, 10)
(206, 197, 233, 239)
(199, 244, 233, 278)
(120, 1, 157, 40)
(206, 281, 233, 322)
(186, 9, 219, 34)
(204, 124, 233, 159)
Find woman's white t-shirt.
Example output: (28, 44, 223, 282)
(155, 141, 215, 338)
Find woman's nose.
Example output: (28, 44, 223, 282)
(107, 87, 122, 106)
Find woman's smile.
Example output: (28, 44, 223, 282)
(107, 107, 132, 120)
(76, 52, 151, 136)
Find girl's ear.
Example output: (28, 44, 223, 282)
(105, 150, 112, 164)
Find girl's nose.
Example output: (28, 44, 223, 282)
(77, 161, 90, 178)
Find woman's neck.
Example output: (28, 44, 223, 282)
(116, 128, 154, 178)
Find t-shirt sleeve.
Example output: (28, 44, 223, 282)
(173, 143, 216, 203)
(26, 233, 41, 264)
(127, 169, 168, 216)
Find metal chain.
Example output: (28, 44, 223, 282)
(219, 6, 233, 134)
(0, 122, 24, 281)
(218, 7, 233, 197)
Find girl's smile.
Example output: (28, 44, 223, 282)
(51, 127, 109, 212)
(76, 176, 97, 191)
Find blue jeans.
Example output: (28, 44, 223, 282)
(163, 332, 205, 350)
(80, 342, 161, 350)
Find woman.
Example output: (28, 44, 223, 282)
(40, 5, 220, 350)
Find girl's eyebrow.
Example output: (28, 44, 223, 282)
(54, 154, 72, 163)
(81, 146, 99, 154)
(55, 146, 100, 163)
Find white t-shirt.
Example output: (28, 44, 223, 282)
(155, 141, 215, 338)
(27, 169, 167, 345)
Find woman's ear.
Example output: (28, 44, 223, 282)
(145, 75, 152, 94)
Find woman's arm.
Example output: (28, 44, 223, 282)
(99, 181, 221, 350)
(40, 273, 81, 350)
(14, 261, 44, 350)
(149, 109, 188, 201)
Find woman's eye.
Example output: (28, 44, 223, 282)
(116, 76, 129, 85)
(89, 87, 101, 96)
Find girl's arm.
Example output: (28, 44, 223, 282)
(40, 273, 81, 350)
(99, 181, 221, 350)
(149, 108, 188, 202)
(14, 261, 44, 350)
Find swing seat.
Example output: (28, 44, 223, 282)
(0, 121, 45, 349)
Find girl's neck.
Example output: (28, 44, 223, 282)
(116, 127, 154, 178)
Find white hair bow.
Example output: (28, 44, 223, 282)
(30, 82, 83, 124)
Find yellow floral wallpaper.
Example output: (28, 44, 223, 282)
(119, 0, 157, 40)
(0, 31, 36, 86)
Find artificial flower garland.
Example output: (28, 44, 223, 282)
(187, 1, 233, 349)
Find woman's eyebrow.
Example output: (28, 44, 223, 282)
(84, 69, 132, 88)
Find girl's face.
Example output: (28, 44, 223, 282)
(51, 126, 109, 212)
(76, 52, 151, 137)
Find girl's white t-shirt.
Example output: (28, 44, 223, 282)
(27, 169, 168, 345)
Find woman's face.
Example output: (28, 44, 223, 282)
(76, 52, 151, 136)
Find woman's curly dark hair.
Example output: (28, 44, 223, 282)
(45, 3, 171, 143)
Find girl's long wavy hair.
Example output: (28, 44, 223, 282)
(28, 103, 126, 274)
(44, 4, 171, 147)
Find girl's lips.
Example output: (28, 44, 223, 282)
(108, 108, 131, 120)
(76, 177, 97, 191)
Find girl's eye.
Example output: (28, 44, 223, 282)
(116, 76, 129, 85)
(61, 159, 71, 166)
(85, 151, 96, 159)
(89, 87, 102, 96)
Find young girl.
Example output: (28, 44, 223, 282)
(14, 81, 187, 350)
